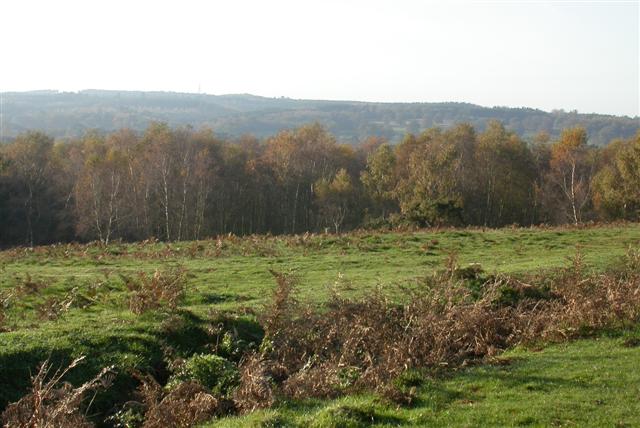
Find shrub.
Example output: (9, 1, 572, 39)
(207, 310, 263, 362)
(493, 280, 553, 307)
(167, 354, 239, 397)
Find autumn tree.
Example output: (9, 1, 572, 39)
(215, 143, 254, 234)
(315, 168, 357, 233)
(393, 133, 421, 182)
(262, 123, 344, 233)
(102, 129, 146, 239)
(360, 144, 397, 219)
(192, 145, 216, 239)
(396, 125, 475, 226)
(546, 127, 595, 225)
(355, 136, 387, 165)
(141, 123, 183, 240)
(529, 132, 553, 224)
(473, 121, 536, 226)
(74, 134, 128, 244)
(592, 132, 640, 220)
(2, 132, 56, 246)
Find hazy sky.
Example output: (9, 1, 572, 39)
(1, 0, 638, 116)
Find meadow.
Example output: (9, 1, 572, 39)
(1, 223, 639, 427)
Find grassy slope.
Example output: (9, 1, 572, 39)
(207, 334, 640, 427)
(0, 224, 639, 420)
(2, 225, 639, 316)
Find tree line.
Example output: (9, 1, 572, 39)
(0, 121, 638, 247)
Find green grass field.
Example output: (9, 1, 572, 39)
(1, 223, 639, 425)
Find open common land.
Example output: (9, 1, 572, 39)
(1, 223, 639, 427)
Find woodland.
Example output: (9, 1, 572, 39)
(0, 121, 638, 247)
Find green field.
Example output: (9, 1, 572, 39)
(1, 223, 639, 425)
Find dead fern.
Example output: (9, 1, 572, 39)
(1, 356, 114, 428)
(134, 375, 234, 428)
(123, 267, 186, 315)
(232, 354, 285, 412)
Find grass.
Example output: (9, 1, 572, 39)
(0, 223, 639, 424)
(206, 332, 640, 427)
(2, 224, 639, 316)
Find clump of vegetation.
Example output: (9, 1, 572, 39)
(622, 337, 640, 348)
(123, 267, 186, 314)
(15, 274, 49, 296)
(206, 309, 263, 361)
(232, 355, 284, 413)
(1, 356, 114, 428)
(379, 382, 418, 408)
(36, 296, 74, 321)
(255, 269, 507, 399)
(167, 354, 239, 397)
(378, 369, 424, 407)
(310, 403, 396, 428)
(135, 375, 234, 428)
(535, 258, 640, 340)
(35, 286, 93, 321)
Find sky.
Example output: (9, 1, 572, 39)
(1, 0, 638, 117)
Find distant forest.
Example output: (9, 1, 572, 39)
(0, 121, 638, 247)
(1, 90, 638, 146)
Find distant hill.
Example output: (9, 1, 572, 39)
(1, 90, 638, 145)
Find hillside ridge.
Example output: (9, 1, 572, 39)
(2, 89, 638, 145)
